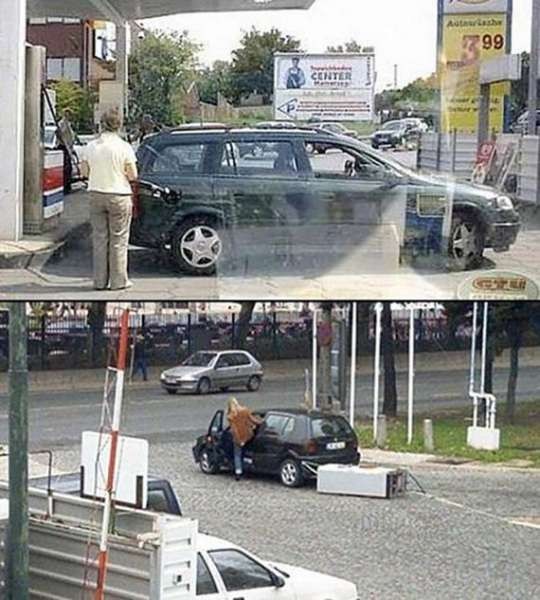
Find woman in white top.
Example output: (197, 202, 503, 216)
(81, 109, 138, 290)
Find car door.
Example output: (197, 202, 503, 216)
(133, 139, 216, 246)
(213, 354, 241, 388)
(196, 553, 223, 600)
(206, 549, 295, 600)
(303, 139, 408, 272)
(231, 352, 253, 385)
(212, 137, 310, 276)
(249, 413, 289, 474)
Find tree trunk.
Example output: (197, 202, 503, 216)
(381, 302, 398, 417)
(506, 327, 522, 424)
(87, 302, 106, 368)
(318, 303, 333, 412)
(235, 302, 255, 349)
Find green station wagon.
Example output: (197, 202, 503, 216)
(131, 125, 520, 275)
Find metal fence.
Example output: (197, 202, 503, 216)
(0, 310, 504, 372)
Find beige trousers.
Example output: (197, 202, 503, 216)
(89, 192, 132, 289)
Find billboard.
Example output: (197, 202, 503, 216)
(438, 0, 512, 134)
(273, 53, 375, 122)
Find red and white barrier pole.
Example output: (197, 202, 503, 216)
(95, 309, 129, 599)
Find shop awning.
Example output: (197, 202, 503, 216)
(28, 0, 315, 21)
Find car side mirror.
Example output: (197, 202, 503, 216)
(271, 573, 285, 588)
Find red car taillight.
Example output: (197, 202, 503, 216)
(304, 439, 318, 455)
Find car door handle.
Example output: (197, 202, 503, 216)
(233, 597, 245, 600)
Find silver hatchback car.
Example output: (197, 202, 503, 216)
(160, 350, 263, 395)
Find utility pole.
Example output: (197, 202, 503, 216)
(318, 303, 333, 412)
(528, 0, 540, 135)
(7, 302, 29, 599)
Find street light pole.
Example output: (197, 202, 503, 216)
(528, 0, 540, 135)
(7, 302, 29, 600)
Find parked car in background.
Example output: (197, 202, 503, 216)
(510, 110, 540, 135)
(193, 408, 360, 488)
(308, 121, 359, 154)
(370, 120, 411, 149)
(160, 349, 263, 395)
(402, 117, 429, 136)
(133, 125, 520, 274)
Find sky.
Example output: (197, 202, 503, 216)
(144, 0, 532, 90)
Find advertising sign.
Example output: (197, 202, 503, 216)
(439, 0, 512, 134)
(273, 53, 375, 122)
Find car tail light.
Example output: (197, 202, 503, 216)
(304, 439, 318, 455)
(131, 181, 140, 218)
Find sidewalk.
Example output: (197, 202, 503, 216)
(1, 346, 539, 395)
(0, 190, 89, 269)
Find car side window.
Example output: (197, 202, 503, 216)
(146, 489, 169, 513)
(305, 142, 388, 182)
(219, 141, 299, 178)
(208, 549, 274, 591)
(216, 355, 232, 368)
(142, 143, 208, 175)
(233, 353, 251, 366)
(263, 414, 289, 436)
(197, 554, 219, 596)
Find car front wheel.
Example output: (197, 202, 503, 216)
(449, 214, 485, 271)
(172, 217, 222, 276)
(280, 458, 304, 488)
(247, 375, 261, 392)
(197, 377, 211, 395)
(200, 449, 219, 475)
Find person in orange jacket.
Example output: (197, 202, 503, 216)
(226, 397, 262, 481)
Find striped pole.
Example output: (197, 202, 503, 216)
(95, 309, 130, 600)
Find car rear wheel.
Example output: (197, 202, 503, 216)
(172, 217, 222, 276)
(246, 375, 261, 392)
(200, 449, 219, 475)
(197, 377, 211, 395)
(165, 389, 177, 395)
(449, 214, 485, 271)
(280, 458, 304, 488)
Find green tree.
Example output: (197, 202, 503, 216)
(228, 28, 302, 104)
(129, 29, 200, 126)
(197, 60, 233, 105)
(50, 80, 96, 132)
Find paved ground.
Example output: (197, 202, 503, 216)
(26, 441, 540, 599)
(2, 149, 539, 300)
(0, 359, 538, 449)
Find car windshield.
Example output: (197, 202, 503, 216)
(183, 352, 217, 367)
(310, 416, 353, 438)
(382, 121, 402, 131)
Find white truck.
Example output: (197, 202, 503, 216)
(0, 481, 358, 600)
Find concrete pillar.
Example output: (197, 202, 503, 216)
(24, 46, 46, 235)
(376, 414, 387, 448)
(115, 21, 129, 121)
(477, 83, 491, 147)
(0, 0, 26, 241)
(423, 419, 434, 452)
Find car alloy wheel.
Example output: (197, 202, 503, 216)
(280, 459, 304, 488)
(180, 225, 222, 270)
(449, 215, 484, 271)
(197, 377, 211, 395)
(247, 375, 261, 392)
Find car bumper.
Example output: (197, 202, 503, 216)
(161, 380, 199, 392)
(486, 221, 520, 251)
(298, 451, 360, 477)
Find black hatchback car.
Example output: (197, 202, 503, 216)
(132, 125, 520, 274)
(192, 408, 360, 488)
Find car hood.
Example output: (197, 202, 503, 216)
(270, 561, 357, 600)
(161, 366, 209, 378)
(408, 171, 501, 203)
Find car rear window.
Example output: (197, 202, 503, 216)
(310, 415, 354, 438)
(138, 142, 210, 175)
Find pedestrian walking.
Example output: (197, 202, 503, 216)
(81, 109, 138, 291)
(226, 398, 262, 481)
(56, 108, 76, 194)
(133, 332, 149, 381)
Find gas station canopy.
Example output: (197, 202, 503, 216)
(28, 0, 315, 21)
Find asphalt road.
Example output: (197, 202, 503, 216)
(0, 363, 537, 449)
(34, 441, 540, 599)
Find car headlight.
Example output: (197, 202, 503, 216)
(491, 195, 514, 211)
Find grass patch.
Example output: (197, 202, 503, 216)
(356, 401, 540, 468)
